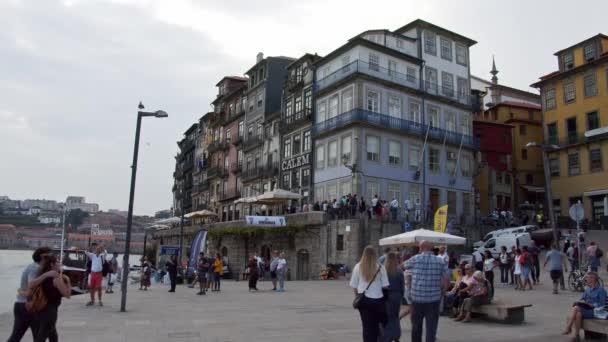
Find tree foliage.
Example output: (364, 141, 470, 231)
(66, 209, 89, 227)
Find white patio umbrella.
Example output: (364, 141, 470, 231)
(155, 217, 181, 225)
(379, 228, 466, 247)
(235, 196, 259, 204)
(184, 209, 217, 219)
(254, 188, 302, 204)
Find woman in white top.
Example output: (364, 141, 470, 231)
(350, 246, 389, 342)
(483, 250, 496, 296)
(498, 246, 510, 286)
(513, 248, 523, 290)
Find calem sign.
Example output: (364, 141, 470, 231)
(281, 153, 310, 171)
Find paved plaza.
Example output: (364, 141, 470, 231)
(0, 268, 598, 342)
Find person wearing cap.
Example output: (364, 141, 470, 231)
(454, 271, 490, 323)
(563, 272, 607, 339)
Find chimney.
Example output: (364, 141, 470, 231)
(256, 52, 264, 63)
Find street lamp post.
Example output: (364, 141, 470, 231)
(120, 102, 168, 313)
(525, 141, 560, 245)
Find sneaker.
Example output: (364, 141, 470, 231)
(197, 291, 203, 295)
(99, 301, 103, 306)
(86, 301, 95, 306)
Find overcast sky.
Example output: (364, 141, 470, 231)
(1, 0, 606, 215)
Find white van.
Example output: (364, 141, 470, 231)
(473, 225, 537, 248)
(475, 233, 533, 258)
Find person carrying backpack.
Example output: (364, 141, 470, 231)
(519, 246, 534, 291)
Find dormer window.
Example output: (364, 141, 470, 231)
(563, 52, 574, 70)
(584, 44, 595, 61)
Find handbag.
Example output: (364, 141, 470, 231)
(25, 285, 47, 313)
(352, 266, 381, 309)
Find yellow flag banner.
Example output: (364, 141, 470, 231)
(434, 205, 448, 233)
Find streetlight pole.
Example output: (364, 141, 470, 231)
(120, 103, 168, 312)
(526, 142, 559, 245)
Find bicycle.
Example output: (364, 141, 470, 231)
(568, 265, 604, 292)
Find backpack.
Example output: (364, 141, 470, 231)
(101, 255, 111, 277)
(25, 285, 47, 313)
(523, 253, 533, 267)
(596, 248, 604, 259)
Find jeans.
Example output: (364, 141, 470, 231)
(411, 301, 440, 342)
(169, 272, 177, 291)
(499, 264, 509, 283)
(214, 272, 221, 290)
(358, 297, 386, 342)
(7, 302, 37, 342)
(32, 306, 59, 342)
(277, 270, 285, 289)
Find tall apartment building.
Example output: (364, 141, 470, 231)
(532, 34, 608, 226)
(279, 54, 321, 206)
(472, 59, 543, 215)
(192, 114, 210, 213)
(172, 123, 197, 216)
(241, 53, 294, 214)
(312, 19, 478, 223)
(65, 196, 99, 213)
(210, 76, 247, 221)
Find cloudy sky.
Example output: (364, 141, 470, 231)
(1, 0, 606, 215)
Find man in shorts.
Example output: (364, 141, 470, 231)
(85, 244, 107, 306)
(197, 252, 210, 295)
(544, 244, 568, 294)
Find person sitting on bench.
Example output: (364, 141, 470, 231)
(454, 271, 490, 323)
(446, 263, 475, 317)
(563, 271, 607, 340)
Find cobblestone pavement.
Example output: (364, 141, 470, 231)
(0, 267, 602, 342)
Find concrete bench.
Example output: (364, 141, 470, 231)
(582, 319, 608, 341)
(469, 301, 532, 324)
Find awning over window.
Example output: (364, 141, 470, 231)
(520, 185, 545, 193)
(583, 189, 608, 197)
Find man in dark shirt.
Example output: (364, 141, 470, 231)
(197, 252, 210, 295)
(165, 255, 178, 293)
(528, 241, 541, 285)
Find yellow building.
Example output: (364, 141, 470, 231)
(532, 34, 608, 227)
(472, 61, 544, 217)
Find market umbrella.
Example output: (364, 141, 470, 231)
(253, 188, 302, 205)
(235, 196, 259, 204)
(184, 209, 218, 219)
(379, 228, 466, 247)
(155, 217, 181, 225)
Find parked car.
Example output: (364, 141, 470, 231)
(475, 233, 533, 258)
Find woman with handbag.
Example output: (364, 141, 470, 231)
(29, 254, 71, 342)
(350, 246, 389, 342)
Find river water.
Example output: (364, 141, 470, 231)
(0, 250, 141, 314)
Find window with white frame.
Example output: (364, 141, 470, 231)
(342, 55, 351, 72)
(328, 140, 338, 167)
(456, 44, 467, 66)
(367, 91, 380, 113)
(388, 95, 401, 118)
(457, 77, 468, 99)
(409, 101, 421, 123)
(568, 152, 580, 175)
(369, 53, 379, 71)
(584, 44, 596, 61)
(295, 96, 302, 114)
(389, 141, 401, 165)
(428, 106, 440, 128)
(316, 145, 325, 169)
(304, 89, 312, 112)
(429, 148, 440, 172)
(317, 101, 327, 122)
(563, 52, 574, 70)
(341, 135, 351, 163)
(441, 72, 454, 97)
(409, 145, 420, 171)
(388, 183, 401, 203)
(409, 183, 421, 205)
(584, 73, 597, 97)
(425, 67, 438, 91)
(303, 130, 311, 151)
(447, 150, 457, 175)
(342, 88, 354, 113)
(366, 181, 379, 200)
(329, 95, 339, 119)
(424, 31, 437, 55)
(282, 173, 290, 189)
(257, 92, 264, 108)
(284, 138, 291, 158)
(327, 184, 337, 201)
(406, 67, 416, 83)
(440, 38, 452, 61)
(388, 60, 397, 76)
(545, 88, 556, 110)
(445, 111, 456, 132)
(238, 121, 244, 137)
(366, 135, 380, 161)
(563, 79, 576, 103)
(285, 99, 293, 120)
(461, 114, 471, 135)
(590, 148, 602, 172)
(461, 153, 471, 177)
(293, 134, 301, 155)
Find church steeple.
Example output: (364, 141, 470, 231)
(490, 56, 499, 85)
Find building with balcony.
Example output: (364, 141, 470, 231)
(192, 113, 211, 213)
(312, 19, 477, 223)
(279, 53, 321, 207)
(532, 34, 608, 227)
(172, 123, 198, 216)
(471, 58, 544, 215)
(242, 53, 294, 207)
